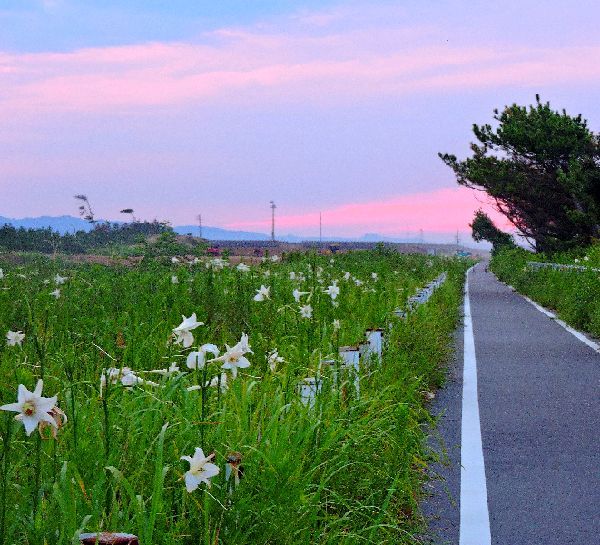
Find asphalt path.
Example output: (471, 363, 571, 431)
(423, 263, 600, 545)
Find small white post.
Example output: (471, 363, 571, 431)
(365, 328, 383, 364)
(359, 341, 369, 360)
(299, 377, 320, 407)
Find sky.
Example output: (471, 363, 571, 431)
(1, 0, 599, 241)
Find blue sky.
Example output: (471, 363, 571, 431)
(0, 0, 345, 51)
(1, 1, 599, 239)
(3, 0, 598, 52)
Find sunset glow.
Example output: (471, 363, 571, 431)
(1, 1, 599, 243)
(226, 187, 508, 237)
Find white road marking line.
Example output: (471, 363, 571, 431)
(519, 294, 600, 353)
(460, 266, 492, 545)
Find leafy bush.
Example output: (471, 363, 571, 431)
(0, 221, 171, 255)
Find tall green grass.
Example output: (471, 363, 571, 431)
(491, 245, 600, 337)
(0, 251, 467, 544)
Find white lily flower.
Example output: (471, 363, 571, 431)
(584, 256, 589, 262)
(0, 380, 58, 436)
(181, 447, 220, 492)
(236, 263, 250, 272)
(210, 258, 227, 270)
(171, 256, 180, 264)
(0, 269, 3, 280)
(219, 350, 251, 379)
(299, 304, 313, 319)
(100, 367, 158, 395)
(211, 333, 252, 379)
(267, 350, 284, 372)
(323, 283, 340, 300)
(371, 272, 378, 281)
(343, 272, 351, 281)
(209, 372, 229, 392)
(210, 372, 228, 390)
(171, 275, 179, 284)
(236, 332, 252, 353)
(54, 274, 68, 285)
(289, 271, 296, 280)
(39, 405, 67, 439)
(270, 255, 280, 262)
(101, 367, 130, 390)
(174, 313, 203, 332)
(186, 344, 220, 370)
(253, 285, 270, 302)
(263, 270, 271, 278)
(354, 278, 363, 286)
(119, 371, 146, 387)
(173, 313, 204, 348)
(50, 289, 61, 299)
(333, 319, 341, 331)
(292, 288, 309, 303)
(6, 330, 25, 347)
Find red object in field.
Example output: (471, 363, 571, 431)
(79, 533, 139, 544)
(207, 247, 221, 255)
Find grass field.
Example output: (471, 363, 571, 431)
(0, 251, 468, 544)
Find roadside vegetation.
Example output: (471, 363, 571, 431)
(0, 250, 468, 544)
(491, 244, 600, 337)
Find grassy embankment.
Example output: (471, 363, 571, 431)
(491, 244, 600, 337)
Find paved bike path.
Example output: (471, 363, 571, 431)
(424, 264, 600, 545)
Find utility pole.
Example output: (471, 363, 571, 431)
(455, 230, 460, 247)
(197, 214, 202, 239)
(319, 212, 322, 244)
(270, 201, 276, 242)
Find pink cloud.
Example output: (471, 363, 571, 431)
(225, 187, 510, 236)
(1, 10, 600, 115)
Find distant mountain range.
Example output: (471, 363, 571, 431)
(0, 215, 475, 246)
(173, 224, 270, 241)
(0, 215, 90, 234)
